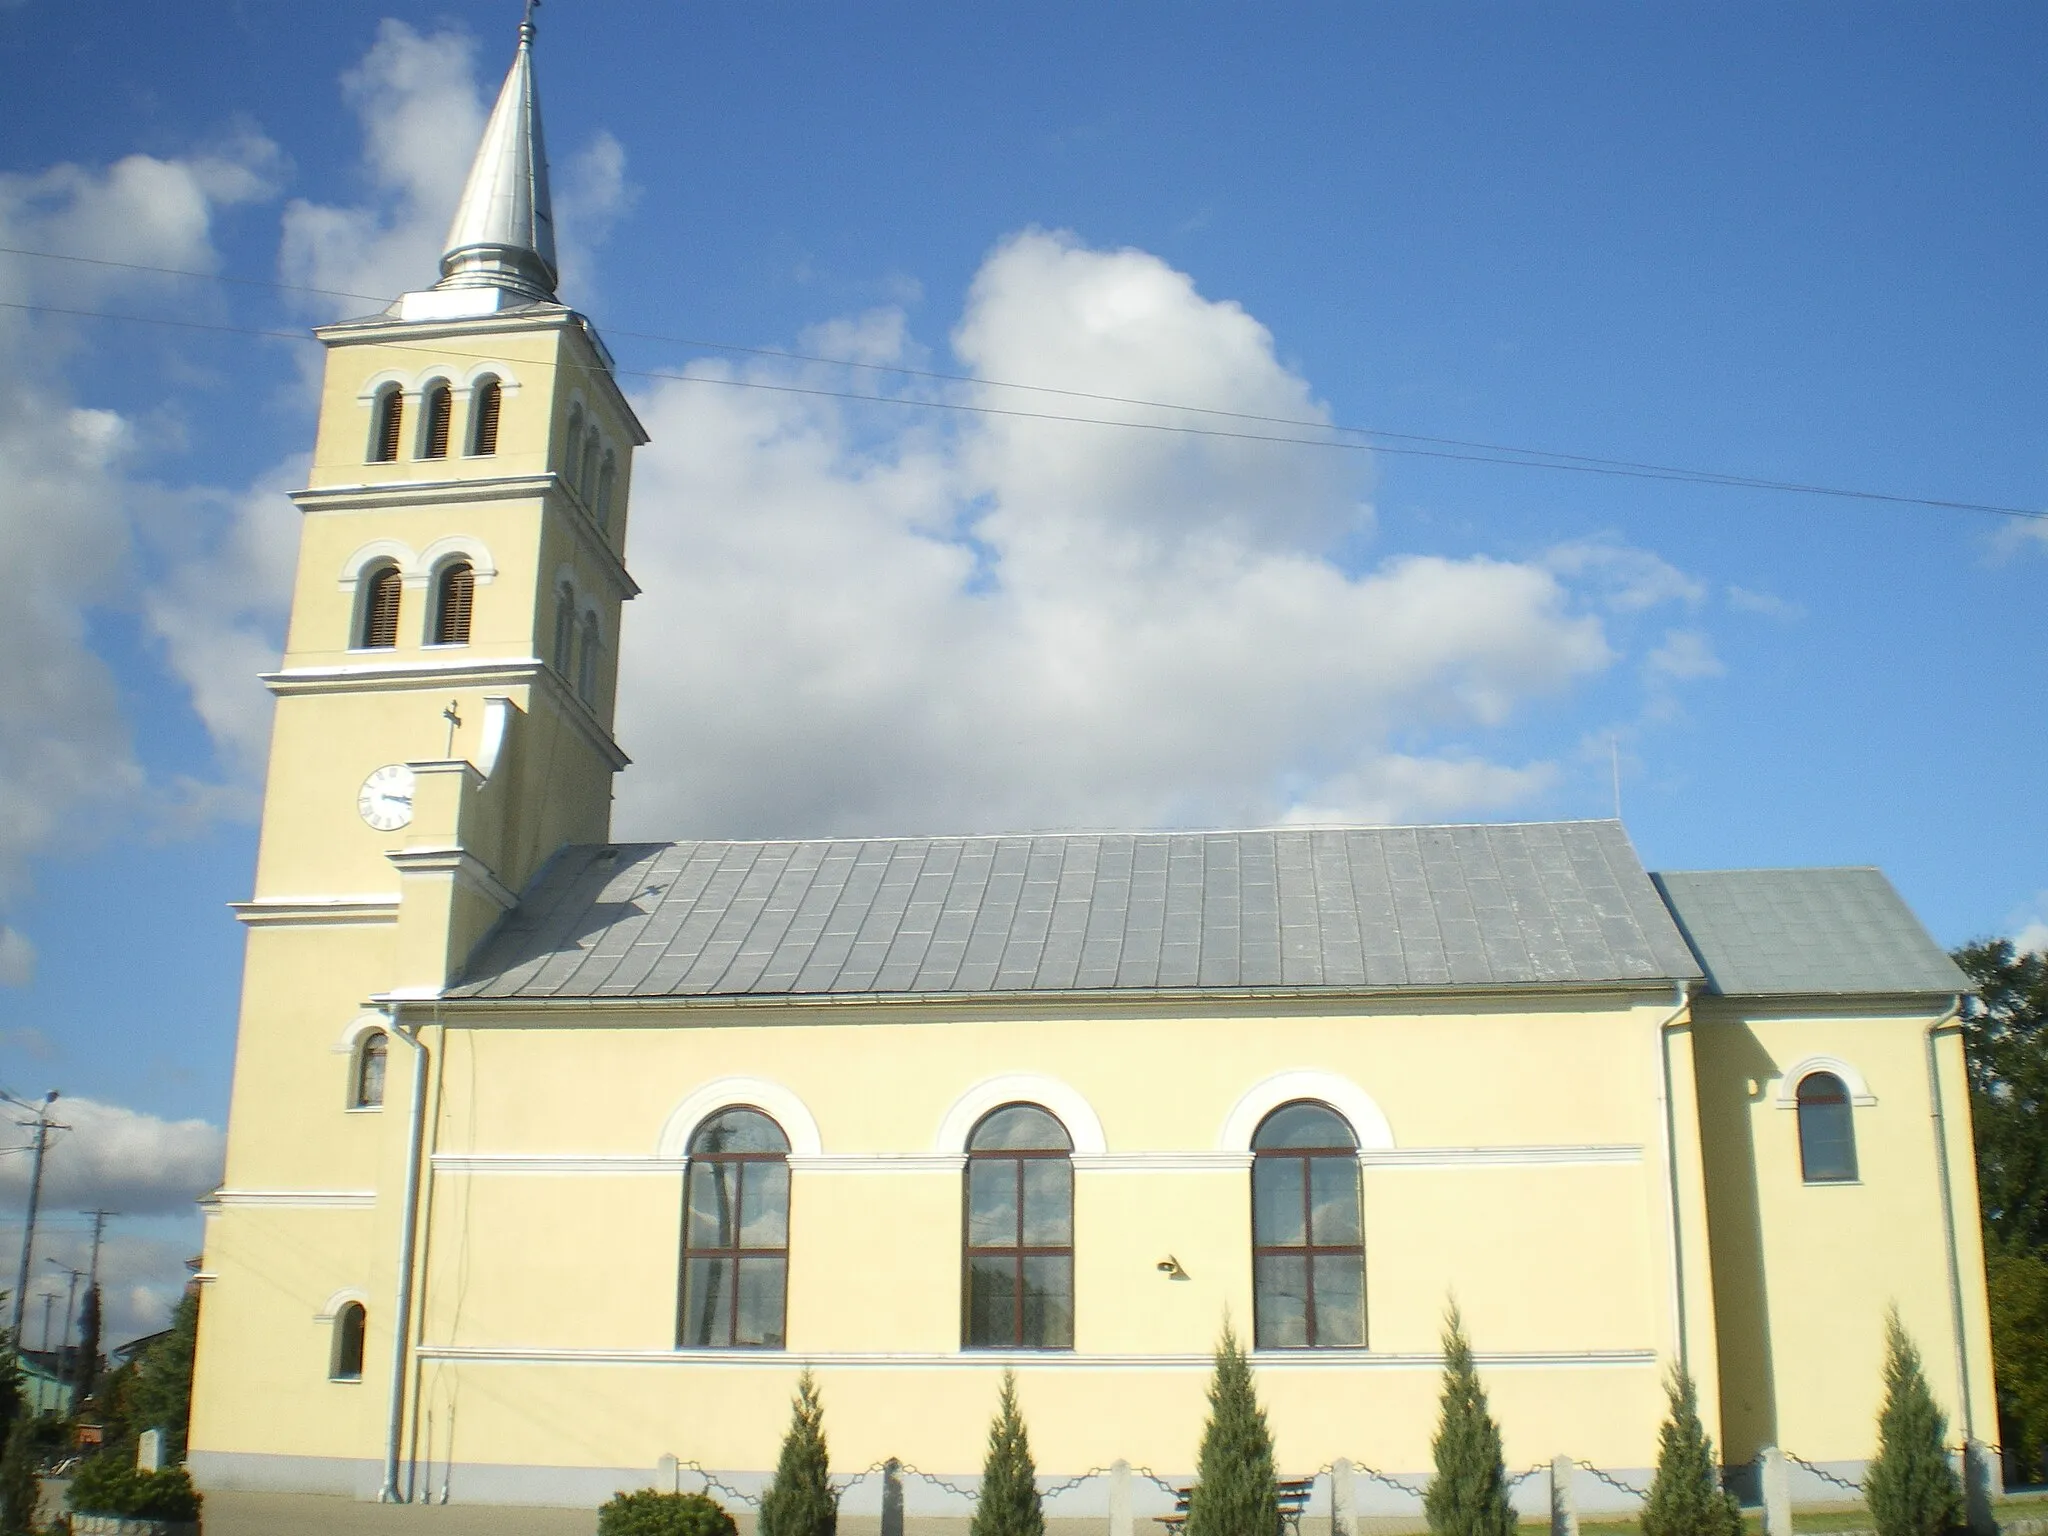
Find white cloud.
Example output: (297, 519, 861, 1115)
(2017, 923, 2048, 957)
(1, 1219, 198, 1349)
(0, 1098, 223, 1218)
(612, 230, 1633, 839)
(1546, 539, 1706, 612)
(1726, 585, 1805, 621)
(1645, 629, 1725, 683)
(0, 929, 33, 988)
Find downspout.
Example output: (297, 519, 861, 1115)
(1924, 996, 1973, 1440)
(380, 1016, 432, 1504)
(1655, 980, 1695, 1370)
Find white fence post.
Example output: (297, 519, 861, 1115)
(1550, 1455, 1577, 1536)
(1760, 1447, 1792, 1536)
(136, 1430, 163, 1473)
(1331, 1458, 1357, 1536)
(1110, 1459, 1133, 1536)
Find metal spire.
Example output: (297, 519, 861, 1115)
(434, 9, 558, 303)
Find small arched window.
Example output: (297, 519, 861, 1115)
(964, 1103, 1073, 1350)
(576, 612, 601, 704)
(581, 425, 602, 505)
(357, 565, 402, 650)
(552, 583, 577, 675)
(469, 377, 502, 456)
(419, 381, 452, 459)
(679, 1107, 790, 1349)
(1252, 1101, 1364, 1349)
(1796, 1072, 1858, 1183)
(331, 1301, 367, 1381)
(352, 1031, 388, 1109)
(432, 562, 475, 646)
(369, 387, 404, 463)
(596, 452, 617, 532)
(563, 405, 585, 485)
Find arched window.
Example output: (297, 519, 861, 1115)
(352, 1031, 388, 1109)
(679, 1107, 790, 1348)
(964, 1103, 1073, 1349)
(331, 1302, 367, 1381)
(1252, 1101, 1363, 1349)
(596, 452, 617, 532)
(419, 381, 452, 459)
(1796, 1072, 1858, 1183)
(552, 583, 576, 674)
(576, 612, 601, 704)
(563, 404, 585, 485)
(357, 565, 402, 650)
(581, 425, 602, 505)
(432, 562, 474, 646)
(469, 377, 502, 456)
(369, 387, 404, 463)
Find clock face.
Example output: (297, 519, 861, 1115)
(357, 764, 416, 832)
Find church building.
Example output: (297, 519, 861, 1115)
(187, 20, 1998, 1517)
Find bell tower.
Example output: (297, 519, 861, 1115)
(191, 19, 644, 1492)
(251, 10, 644, 988)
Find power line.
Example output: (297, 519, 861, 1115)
(0, 280, 2042, 525)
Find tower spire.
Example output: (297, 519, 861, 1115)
(434, 13, 557, 304)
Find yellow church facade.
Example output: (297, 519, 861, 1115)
(187, 21, 1997, 1517)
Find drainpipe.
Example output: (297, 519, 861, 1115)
(1924, 996, 1972, 1440)
(1653, 981, 1696, 1371)
(379, 1017, 432, 1504)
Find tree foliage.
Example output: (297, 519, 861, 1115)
(1865, 1311, 1964, 1536)
(0, 1427, 34, 1536)
(129, 1288, 200, 1462)
(1184, 1322, 1280, 1536)
(597, 1489, 738, 1536)
(65, 1456, 202, 1523)
(1955, 938, 2048, 1477)
(1425, 1307, 1516, 1536)
(759, 1369, 836, 1536)
(1641, 1366, 1741, 1536)
(971, 1371, 1044, 1536)
(75, 1283, 101, 1404)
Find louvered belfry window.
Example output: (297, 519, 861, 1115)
(470, 379, 502, 455)
(421, 383, 452, 459)
(359, 566, 402, 649)
(434, 562, 474, 645)
(370, 388, 403, 462)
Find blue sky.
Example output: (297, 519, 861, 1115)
(0, 3, 2043, 1334)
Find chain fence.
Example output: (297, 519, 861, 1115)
(1775, 1450, 1864, 1497)
(1576, 1461, 1650, 1500)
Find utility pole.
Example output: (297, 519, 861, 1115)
(36, 1293, 52, 1354)
(8, 1091, 63, 1340)
(47, 1260, 82, 1384)
(84, 1210, 113, 1293)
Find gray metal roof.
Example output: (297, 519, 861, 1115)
(1649, 868, 1968, 998)
(450, 820, 1701, 1002)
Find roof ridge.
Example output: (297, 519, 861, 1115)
(598, 818, 1628, 851)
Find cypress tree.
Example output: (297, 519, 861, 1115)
(760, 1369, 837, 1536)
(0, 1419, 35, 1536)
(971, 1371, 1044, 1536)
(1642, 1366, 1741, 1536)
(1424, 1307, 1516, 1536)
(75, 1284, 101, 1404)
(1864, 1311, 1964, 1536)
(1184, 1321, 1281, 1536)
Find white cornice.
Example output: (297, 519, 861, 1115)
(387, 845, 519, 911)
(232, 897, 399, 928)
(260, 657, 630, 772)
(415, 1343, 1659, 1371)
(426, 1146, 1643, 1176)
(210, 1189, 378, 1210)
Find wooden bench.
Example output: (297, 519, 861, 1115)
(1155, 1476, 1317, 1536)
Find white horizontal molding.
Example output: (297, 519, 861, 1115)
(1074, 1152, 1251, 1173)
(232, 897, 399, 928)
(791, 1154, 964, 1175)
(1360, 1145, 1643, 1168)
(211, 1189, 378, 1209)
(387, 844, 519, 912)
(415, 1344, 1659, 1372)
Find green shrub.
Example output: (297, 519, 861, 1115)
(1642, 1367, 1741, 1536)
(1184, 1322, 1280, 1536)
(0, 1425, 36, 1536)
(1424, 1306, 1515, 1536)
(759, 1370, 836, 1536)
(970, 1371, 1043, 1536)
(1865, 1311, 1964, 1536)
(65, 1454, 203, 1522)
(597, 1488, 738, 1536)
